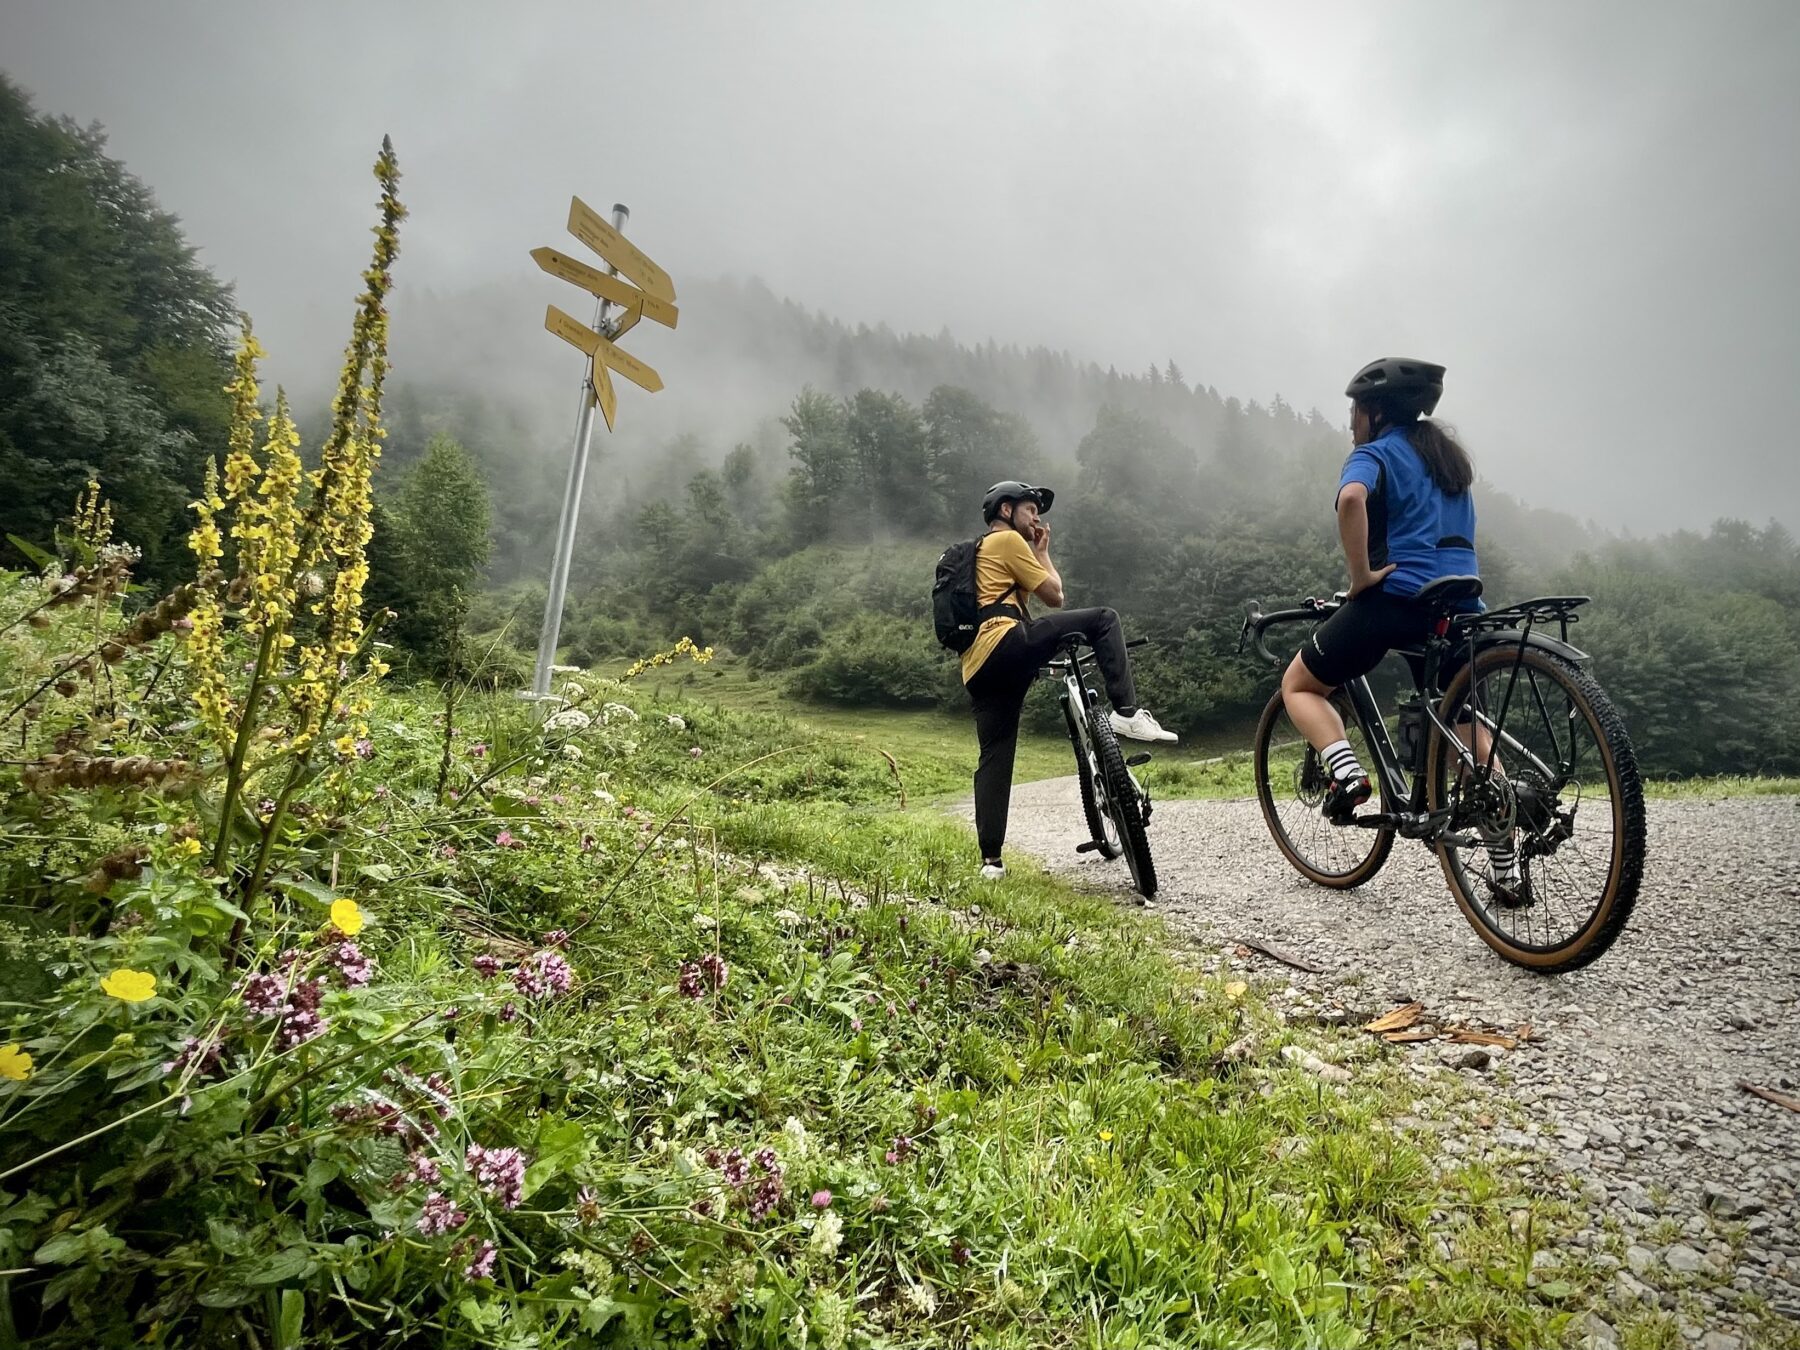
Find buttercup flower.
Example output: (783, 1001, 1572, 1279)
(0, 1043, 33, 1081)
(101, 968, 158, 1003)
(330, 898, 366, 936)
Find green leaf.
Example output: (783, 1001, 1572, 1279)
(275, 1289, 304, 1349)
(357, 863, 395, 883)
(7, 534, 56, 571)
(284, 877, 337, 907)
(581, 1296, 623, 1332)
(34, 1224, 126, 1265)
(245, 1246, 315, 1285)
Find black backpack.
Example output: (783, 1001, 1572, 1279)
(932, 536, 1023, 653)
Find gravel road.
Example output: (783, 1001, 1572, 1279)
(983, 782, 1800, 1344)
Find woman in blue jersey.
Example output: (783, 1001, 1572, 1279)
(1280, 357, 1479, 822)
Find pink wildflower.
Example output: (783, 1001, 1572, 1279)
(465, 1143, 528, 1209)
(463, 1239, 498, 1280)
(418, 1191, 467, 1237)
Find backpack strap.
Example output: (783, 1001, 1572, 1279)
(972, 535, 1027, 627)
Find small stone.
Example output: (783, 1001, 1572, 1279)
(1726, 1014, 1755, 1031)
(1625, 1245, 1657, 1275)
(1590, 1119, 1623, 1147)
(1701, 1184, 1764, 1221)
(1619, 1185, 1657, 1214)
(1582, 1312, 1620, 1349)
(1663, 1244, 1705, 1275)
(1698, 1333, 1743, 1350)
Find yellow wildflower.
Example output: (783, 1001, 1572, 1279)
(101, 968, 158, 1003)
(1225, 981, 1248, 1001)
(171, 837, 203, 860)
(330, 898, 366, 936)
(0, 1043, 32, 1082)
(1098, 1129, 1114, 1143)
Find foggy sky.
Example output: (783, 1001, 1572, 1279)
(5, 0, 1798, 533)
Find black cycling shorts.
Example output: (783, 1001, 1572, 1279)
(1298, 589, 1434, 689)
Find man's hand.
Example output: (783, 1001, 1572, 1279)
(1030, 522, 1051, 556)
(1348, 563, 1397, 598)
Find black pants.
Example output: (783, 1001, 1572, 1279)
(966, 607, 1137, 861)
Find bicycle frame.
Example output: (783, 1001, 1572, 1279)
(1244, 595, 1591, 845)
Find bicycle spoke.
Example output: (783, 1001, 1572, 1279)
(1439, 652, 1625, 956)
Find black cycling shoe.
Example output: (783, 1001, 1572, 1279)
(1489, 873, 1535, 909)
(1321, 774, 1372, 825)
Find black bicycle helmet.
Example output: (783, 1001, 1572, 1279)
(981, 480, 1054, 523)
(1345, 357, 1446, 416)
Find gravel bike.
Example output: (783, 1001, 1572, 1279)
(1239, 576, 1645, 971)
(1046, 635, 1157, 900)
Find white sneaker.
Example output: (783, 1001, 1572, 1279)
(1109, 708, 1178, 743)
(979, 862, 1006, 881)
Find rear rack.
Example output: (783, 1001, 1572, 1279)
(1455, 595, 1590, 641)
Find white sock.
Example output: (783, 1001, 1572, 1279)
(1487, 839, 1520, 883)
(1322, 739, 1364, 782)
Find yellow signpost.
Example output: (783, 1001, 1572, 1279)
(566, 196, 676, 303)
(529, 247, 678, 329)
(528, 199, 678, 702)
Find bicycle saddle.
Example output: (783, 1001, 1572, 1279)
(1413, 574, 1483, 614)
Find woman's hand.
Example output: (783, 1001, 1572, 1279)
(1348, 563, 1397, 598)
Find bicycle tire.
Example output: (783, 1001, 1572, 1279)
(1091, 706, 1157, 899)
(1064, 694, 1121, 858)
(1426, 646, 1645, 972)
(1252, 688, 1395, 889)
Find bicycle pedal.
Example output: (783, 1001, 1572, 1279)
(1125, 753, 1151, 767)
(1076, 840, 1102, 854)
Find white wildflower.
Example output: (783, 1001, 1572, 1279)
(665, 713, 687, 730)
(782, 1116, 811, 1158)
(903, 1279, 937, 1316)
(562, 744, 584, 762)
(775, 909, 804, 927)
(545, 709, 592, 733)
(592, 788, 615, 803)
(601, 702, 639, 725)
(810, 1207, 843, 1258)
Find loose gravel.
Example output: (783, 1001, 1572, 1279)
(981, 783, 1800, 1344)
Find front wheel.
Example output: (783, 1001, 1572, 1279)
(1426, 645, 1645, 972)
(1091, 704, 1156, 899)
(1253, 688, 1395, 888)
(1065, 693, 1121, 859)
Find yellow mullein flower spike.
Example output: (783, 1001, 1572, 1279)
(330, 898, 366, 936)
(101, 968, 158, 1003)
(0, 1043, 33, 1082)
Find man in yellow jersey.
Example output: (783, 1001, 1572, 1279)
(963, 481, 1176, 880)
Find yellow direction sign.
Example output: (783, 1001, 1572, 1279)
(544, 304, 665, 394)
(589, 355, 618, 431)
(530, 247, 679, 329)
(567, 197, 676, 304)
(607, 301, 643, 341)
(544, 307, 622, 429)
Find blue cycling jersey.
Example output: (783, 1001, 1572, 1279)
(1337, 424, 1479, 598)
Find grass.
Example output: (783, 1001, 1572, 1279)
(620, 660, 1800, 808)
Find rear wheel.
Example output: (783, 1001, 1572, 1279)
(1253, 688, 1395, 888)
(1065, 693, 1121, 858)
(1091, 704, 1156, 900)
(1427, 645, 1644, 972)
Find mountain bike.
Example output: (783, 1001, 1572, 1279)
(1239, 576, 1645, 971)
(1045, 635, 1157, 900)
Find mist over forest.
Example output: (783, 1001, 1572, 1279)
(3, 68, 1797, 781)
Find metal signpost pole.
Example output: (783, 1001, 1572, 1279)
(529, 204, 630, 703)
